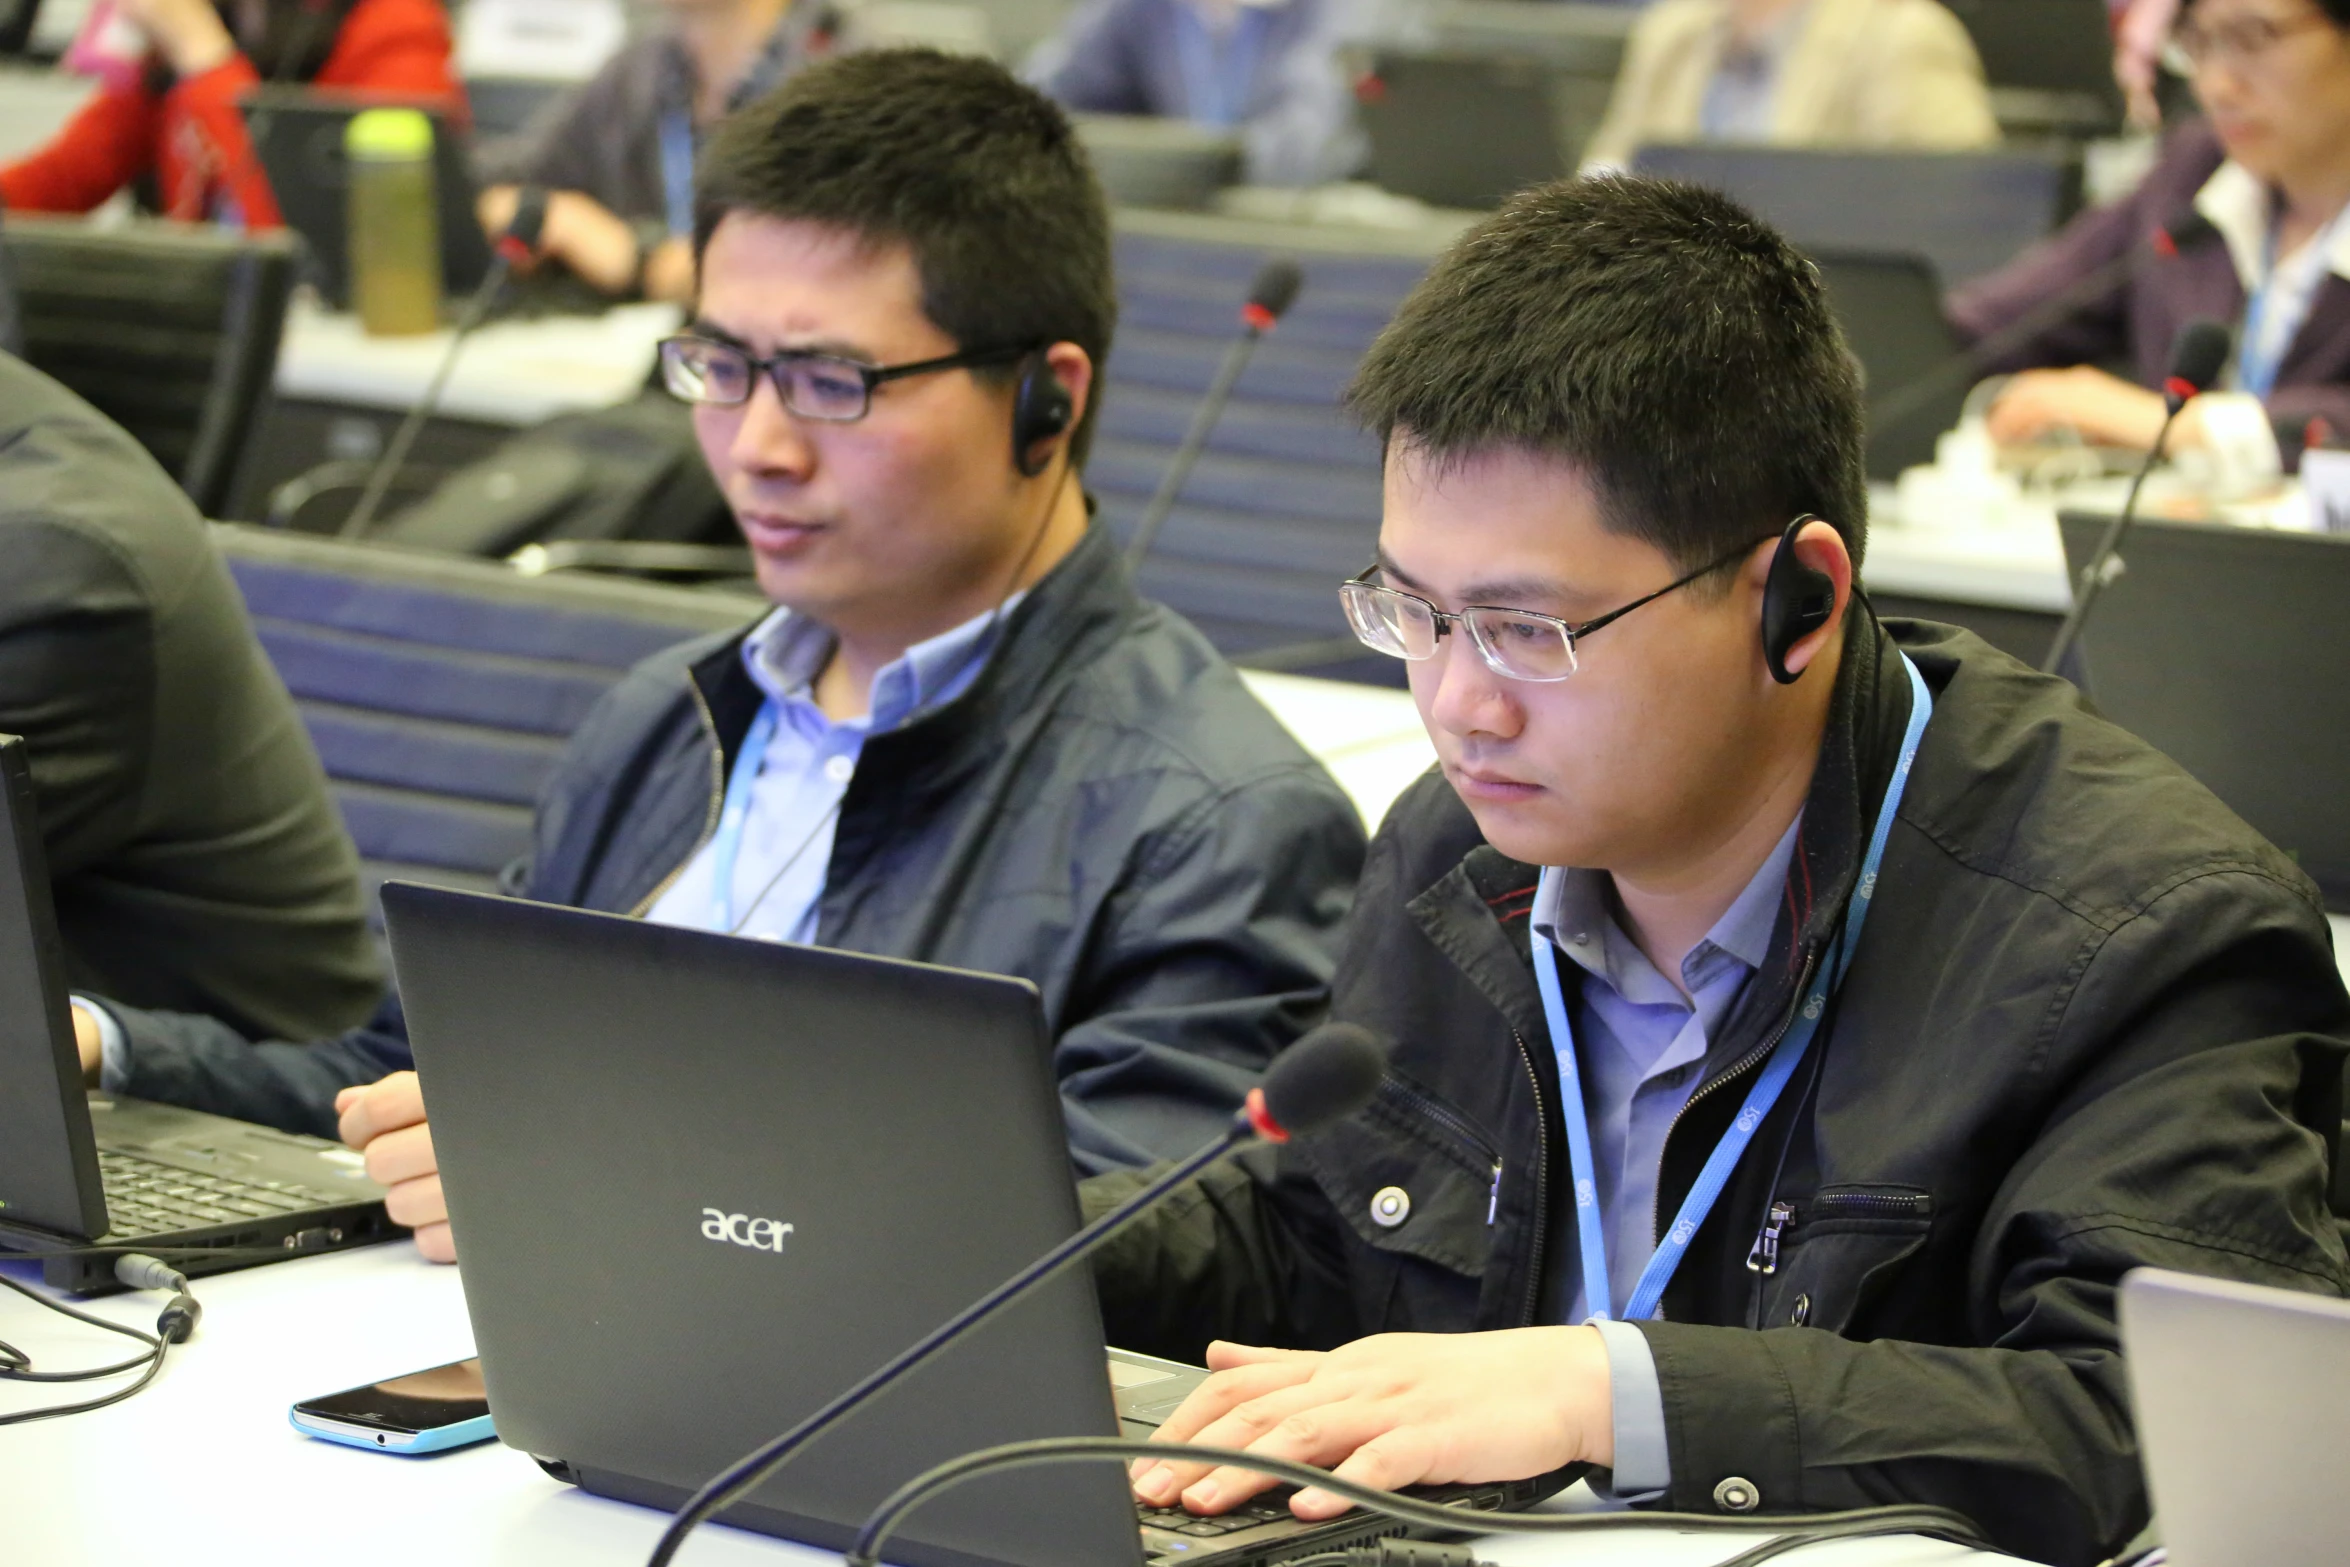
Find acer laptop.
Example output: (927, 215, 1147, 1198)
(2120, 1268, 2350, 1565)
(2056, 513, 2350, 908)
(0, 735, 395, 1293)
(385, 883, 1556, 1567)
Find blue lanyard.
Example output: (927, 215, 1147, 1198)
(2239, 204, 2350, 400)
(658, 110, 697, 240)
(705, 700, 780, 931)
(1172, 6, 1270, 127)
(1532, 651, 1934, 1322)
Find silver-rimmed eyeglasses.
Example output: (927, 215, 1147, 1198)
(657, 335, 1038, 422)
(1338, 540, 1761, 682)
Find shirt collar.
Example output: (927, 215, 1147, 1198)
(2196, 160, 2350, 289)
(1530, 814, 1803, 994)
(738, 591, 1027, 732)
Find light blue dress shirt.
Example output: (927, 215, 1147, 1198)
(645, 598, 1018, 941)
(1527, 815, 1803, 1499)
(1698, 1, 1812, 142)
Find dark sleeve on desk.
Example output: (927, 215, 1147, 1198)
(1943, 190, 2143, 377)
(107, 991, 413, 1141)
(1028, 0, 1157, 114)
(1632, 868, 2350, 1567)
(1053, 766, 1365, 1177)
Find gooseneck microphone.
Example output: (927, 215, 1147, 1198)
(641, 1021, 1390, 1567)
(2039, 317, 2235, 677)
(340, 186, 551, 539)
(1870, 209, 2220, 437)
(1123, 256, 1305, 568)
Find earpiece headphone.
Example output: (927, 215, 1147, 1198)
(1760, 513, 1839, 685)
(1008, 353, 1074, 478)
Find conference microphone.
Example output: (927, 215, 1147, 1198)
(641, 1020, 1390, 1567)
(339, 186, 552, 539)
(2038, 317, 2235, 677)
(1870, 208, 2221, 436)
(1123, 256, 1305, 567)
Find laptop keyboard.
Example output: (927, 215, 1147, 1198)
(97, 1150, 346, 1237)
(1139, 1497, 1299, 1541)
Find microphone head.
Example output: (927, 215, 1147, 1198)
(506, 185, 552, 252)
(1248, 1022, 1387, 1141)
(1240, 257, 1304, 333)
(2157, 208, 2219, 258)
(2163, 317, 2234, 409)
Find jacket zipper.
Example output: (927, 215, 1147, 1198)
(1745, 1190, 1932, 1277)
(1381, 1079, 1504, 1223)
(1655, 942, 1822, 1242)
(1508, 1028, 1548, 1326)
(626, 678, 729, 918)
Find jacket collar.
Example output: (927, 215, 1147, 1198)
(682, 521, 1140, 781)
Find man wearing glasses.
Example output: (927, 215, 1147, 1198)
(1086, 177, 2350, 1564)
(71, 51, 1366, 1263)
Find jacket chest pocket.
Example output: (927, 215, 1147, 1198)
(1745, 1185, 1933, 1334)
(1299, 1074, 1503, 1281)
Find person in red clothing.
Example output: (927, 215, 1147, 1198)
(0, 0, 455, 228)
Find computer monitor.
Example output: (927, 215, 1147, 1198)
(1359, 51, 1578, 210)
(2057, 513, 2350, 907)
(1809, 250, 1967, 482)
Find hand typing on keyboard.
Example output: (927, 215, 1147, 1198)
(1127, 1328, 1613, 1522)
(335, 1072, 453, 1264)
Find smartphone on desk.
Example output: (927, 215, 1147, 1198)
(291, 1357, 495, 1455)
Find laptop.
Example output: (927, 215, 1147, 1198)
(1808, 251, 1969, 481)
(1359, 51, 1570, 211)
(2119, 1268, 2350, 1566)
(240, 86, 497, 309)
(0, 735, 395, 1293)
(385, 883, 1560, 1567)
(2055, 513, 2350, 908)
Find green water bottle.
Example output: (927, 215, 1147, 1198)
(345, 107, 442, 336)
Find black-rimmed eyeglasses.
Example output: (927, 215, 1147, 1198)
(657, 335, 1039, 423)
(1338, 539, 1763, 682)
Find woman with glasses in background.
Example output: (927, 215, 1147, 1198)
(1948, 0, 2350, 476)
(0, 0, 456, 227)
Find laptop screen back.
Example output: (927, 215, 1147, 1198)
(384, 884, 1143, 1567)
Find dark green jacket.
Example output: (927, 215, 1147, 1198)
(1086, 617, 2350, 1567)
(0, 354, 379, 1038)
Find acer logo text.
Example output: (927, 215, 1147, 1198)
(701, 1208, 794, 1253)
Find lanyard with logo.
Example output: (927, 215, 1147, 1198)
(658, 109, 697, 240)
(2239, 203, 2350, 400)
(1530, 651, 1933, 1322)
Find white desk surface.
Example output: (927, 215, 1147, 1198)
(0, 1243, 2005, 1566)
(1240, 670, 1434, 831)
(274, 298, 684, 425)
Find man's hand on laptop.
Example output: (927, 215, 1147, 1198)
(1128, 1328, 1613, 1519)
(335, 1072, 454, 1264)
(71, 1002, 101, 1084)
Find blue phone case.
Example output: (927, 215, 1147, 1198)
(289, 1408, 496, 1455)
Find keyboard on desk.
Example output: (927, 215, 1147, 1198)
(96, 1149, 346, 1239)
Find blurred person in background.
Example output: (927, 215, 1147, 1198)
(1023, 0, 1369, 187)
(471, 0, 826, 305)
(1951, 0, 2350, 474)
(1579, 0, 1998, 172)
(2116, 0, 2184, 128)
(0, 0, 455, 224)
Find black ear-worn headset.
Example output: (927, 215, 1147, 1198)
(1008, 352, 1075, 477)
(1760, 513, 1840, 685)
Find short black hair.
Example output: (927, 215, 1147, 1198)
(1348, 176, 1867, 577)
(694, 49, 1117, 465)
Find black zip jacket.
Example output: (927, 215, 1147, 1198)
(1085, 617, 2350, 1565)
(107, 525, 1367, 1172)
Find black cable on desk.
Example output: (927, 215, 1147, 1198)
(0, 1256, 203, 1426)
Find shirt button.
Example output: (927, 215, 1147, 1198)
(1369, 1186, 1411, 1228)
(824, 755, 855, 784)
(1712, 1476, 1761, 1513)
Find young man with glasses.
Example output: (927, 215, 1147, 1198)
(71, 51, 1366, 1263)
(1952, 0, 2350, 475)
(1086, 177, 2350, 1566)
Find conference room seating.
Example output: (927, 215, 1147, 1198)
(1631, 143, 2081, 288)
(215, 525, 760, 930)
(2, 215, 298, 519)
(1096, 209, 1450, 679)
